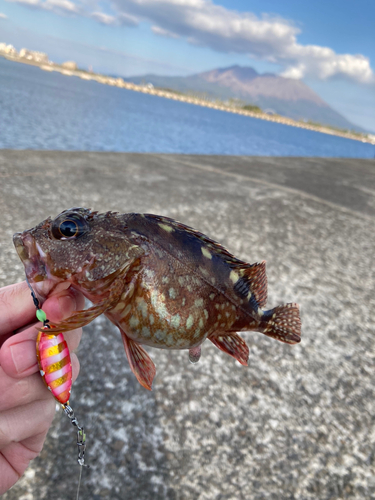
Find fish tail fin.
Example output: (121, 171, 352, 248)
(259, 303, 301, 344)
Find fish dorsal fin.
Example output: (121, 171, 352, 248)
(143, 214, 268, 307)
(232, 260, 267, 308)
(144, 214, 244, 262)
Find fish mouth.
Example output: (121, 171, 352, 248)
(13, 231, 69, 303)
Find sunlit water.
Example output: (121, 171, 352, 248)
(0, 57, 374, 157)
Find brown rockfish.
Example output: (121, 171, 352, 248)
(13, 208, 301, 390)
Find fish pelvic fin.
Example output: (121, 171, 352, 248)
(260, 303, 301, 344)
(233, 260, 267, 308)
(209, 332, 249, 366)
(189, 346, 202, 364)
(121, 330, 156, 390)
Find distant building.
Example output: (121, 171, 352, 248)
(62, 61, 78, 70)
(0, 43, 17, 56)
(19, 48, 49, 64)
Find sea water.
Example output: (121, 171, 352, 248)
(0, 57, 373, 158)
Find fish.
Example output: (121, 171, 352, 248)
(13, 208, 301, 390)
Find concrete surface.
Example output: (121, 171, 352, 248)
(0, 151, 374, 500)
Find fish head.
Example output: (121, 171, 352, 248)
(13, 207, 135, 301)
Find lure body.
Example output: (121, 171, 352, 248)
(36, 328, 72, 404)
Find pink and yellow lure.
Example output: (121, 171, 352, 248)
(35, 322, 87, 470)
(36, 327, 72, 405)
(26, 280, 87, 493)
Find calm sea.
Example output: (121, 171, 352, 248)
(0, 57, 374, 157)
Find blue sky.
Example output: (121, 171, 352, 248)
(0, 0, 374, 131)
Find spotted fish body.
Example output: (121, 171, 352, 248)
(108, 216, 268, 352)
(14, 208, 301, 391)
(36, 328, 72, 404)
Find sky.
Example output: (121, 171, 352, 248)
(0, 0, 374, 132)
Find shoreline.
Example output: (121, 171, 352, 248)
(3, 54, 375, 146)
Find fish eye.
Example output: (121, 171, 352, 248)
(59, 219, 78, 237)
(51, 214, 88, 240)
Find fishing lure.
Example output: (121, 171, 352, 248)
(36, 328, 72, 405)
(26, 278, 88, 497)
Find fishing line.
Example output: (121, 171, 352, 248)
(25, 276, 89, 500)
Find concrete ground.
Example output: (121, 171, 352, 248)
(0, 151, 374, 500)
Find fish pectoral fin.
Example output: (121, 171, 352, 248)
(209, 332, 249, 366)
(189, 346, 201, 364)
(45, 300, 111, 333)
(46, 277, 126, 333)
(121, 330, 156, 391)
(233, 260, 268, 308)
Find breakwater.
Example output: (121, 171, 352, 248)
(1, 150, 375, 499)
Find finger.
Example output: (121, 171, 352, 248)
(0, 369, 50, 412)
(0, 317, 82, 379)
(0, 282, 36, 338)
(0, 285, 84, 378)
(0, 353, 80, 412)
(0, 325, 82, 378)
(42, 288, 86, 325)
(0, 430, 49, 495)
(0, 324, 41, 377)
(64, 329, 83, 354)
(0, 283, 85, 352)
(0, 398, 55, 449)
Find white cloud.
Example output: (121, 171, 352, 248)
(7, 0, 79, 13)
(0, 12, 8, 18)
(117, 12, 138, 26)
(108, 0, 374, 83)
(7, 0, 140, 24)
(282, 44, 373, 83)
(152, 25, 180, 38)
(91, 11, 117, 24)
(7, 0, 41, 6)
(44, 0, 79, 13)
(91, 10, 137, 25)
(6, 0, 374, 83)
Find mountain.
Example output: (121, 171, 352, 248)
(126, 65, 366, 133)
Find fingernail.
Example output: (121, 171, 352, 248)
(58, 295, 77, 319)
(10, 341, 38, 374)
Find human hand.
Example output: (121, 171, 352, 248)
(0, 281, 85, 495)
